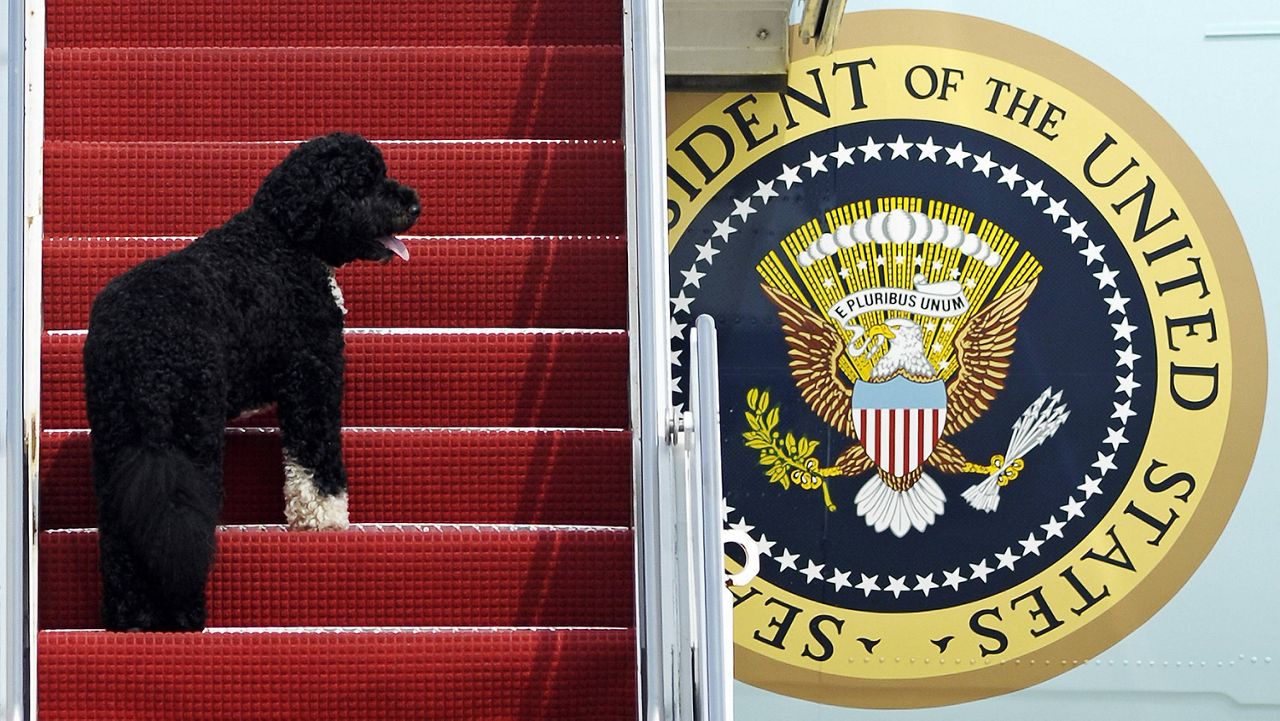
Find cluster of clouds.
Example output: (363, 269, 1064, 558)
(797, 209, 1003, 269)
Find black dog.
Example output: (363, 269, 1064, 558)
(84, 133, 420, 631)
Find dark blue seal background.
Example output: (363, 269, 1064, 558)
(671, 119, 1158, 613)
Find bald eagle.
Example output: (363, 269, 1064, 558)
(761, 278, 1039, 537)
(866, 318, 936, 382)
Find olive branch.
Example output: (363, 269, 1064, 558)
(743, 388, 837, 511)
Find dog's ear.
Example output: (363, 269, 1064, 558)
(253, 134, 369, 245)
(254, 147, 326, 244)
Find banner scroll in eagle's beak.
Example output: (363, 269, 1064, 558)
(827, 275, 971, 327)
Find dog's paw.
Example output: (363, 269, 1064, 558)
(283, 455, 350, 531)
(285, 486, 350, 531)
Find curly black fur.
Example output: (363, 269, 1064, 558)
(83, 133, 420, 631)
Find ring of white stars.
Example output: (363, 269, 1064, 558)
(679, 134, 1143, 601)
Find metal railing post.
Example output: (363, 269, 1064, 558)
(689, 316, 730, 721)
(2, 0, 39, 717)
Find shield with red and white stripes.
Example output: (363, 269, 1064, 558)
(850, 377, 948, 477)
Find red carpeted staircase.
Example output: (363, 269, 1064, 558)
(36, 1, 635, 718)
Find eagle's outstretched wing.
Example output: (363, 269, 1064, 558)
(760, 283, 857, 439)
(942, 277, 1038, 438)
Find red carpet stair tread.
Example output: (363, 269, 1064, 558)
(39, 0, 632, 715)
(39, 629, 636, 721)
(40, 428, 632, 529)
(41, 526, 634, 629)
(44, 141, 624, 237)
(43, 235, 627, 330)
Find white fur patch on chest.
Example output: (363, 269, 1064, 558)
(327, 269, 347, 316)
(282, 452, 349, 531)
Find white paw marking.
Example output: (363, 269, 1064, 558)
(282, 453, 349, 530)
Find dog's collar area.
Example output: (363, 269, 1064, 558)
(326, 267, 347, 316)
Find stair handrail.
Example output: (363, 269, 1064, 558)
(624, 1, 744, 718)
(622, 0, 692, 719)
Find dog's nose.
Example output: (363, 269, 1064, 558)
(408, 203, 421, 218)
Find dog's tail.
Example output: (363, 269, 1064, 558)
(104, 446, 219, 605)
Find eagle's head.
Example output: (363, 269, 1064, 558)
(869, 318, 937, 381)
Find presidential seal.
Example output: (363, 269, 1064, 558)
(666, 11, 1265, 708)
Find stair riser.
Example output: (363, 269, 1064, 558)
(47, 0, 621, 48)
(42, 331, 630, 429)
(47, 47, 622, 142)
(43, 236, 627, 330)
(40, 528, 635, 629)
(44, 141, 624, 237)
(39, 629, 637, 721)
(40, 429, 632, 529)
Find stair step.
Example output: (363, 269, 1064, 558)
(38, 627, 636, 720)
(48, 0, 621, 48)
(40, 525, 634, 629)
(40, 428, 632, 529)
(46, 47, 622, 142)
(43, 235, 627, 331)
(44, 140, 623, 237)
(42, 330, 630, 429)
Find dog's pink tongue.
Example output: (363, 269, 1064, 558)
(380, 235, 410, 261)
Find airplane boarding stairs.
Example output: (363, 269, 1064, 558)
(34, 1, 639, 717)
